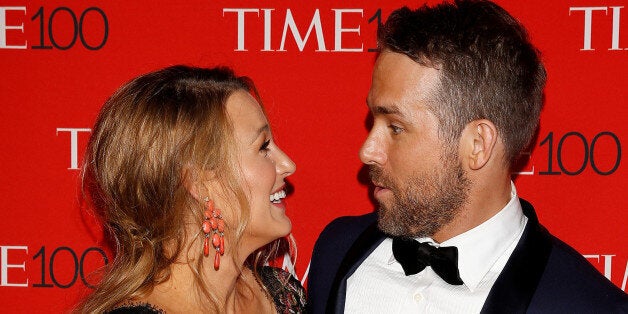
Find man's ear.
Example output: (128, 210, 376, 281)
(460, 119, 498, 170)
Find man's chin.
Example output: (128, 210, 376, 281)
(376, 208, 407, 237)
(376, 208, 437, 238)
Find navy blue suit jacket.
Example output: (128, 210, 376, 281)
(307, 199, 628, 313)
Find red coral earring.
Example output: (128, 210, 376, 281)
(202, 197, 225, 270)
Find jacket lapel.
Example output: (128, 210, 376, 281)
(480, 199, 553, 313)
(326, 222, 386, 314)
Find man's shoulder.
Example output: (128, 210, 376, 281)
(513, 198, 627, 310)
(307, 212, 379, 312)
(531, 231, 628, 311)
(313, 212, 377, 253)
(320, 212, 377, 237)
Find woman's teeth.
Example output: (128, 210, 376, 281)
(270, 190, 286, 203)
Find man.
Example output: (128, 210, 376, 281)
(307, 0, 628, 313)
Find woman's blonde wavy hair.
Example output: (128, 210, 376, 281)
(76, 65, 288, 313)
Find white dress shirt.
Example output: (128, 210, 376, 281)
(345, 184, 528, 313)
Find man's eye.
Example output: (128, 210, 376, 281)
(389, 125, 403, 135)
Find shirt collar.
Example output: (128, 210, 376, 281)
(441, 182, 526, 291)
(387, 182, 527, 291)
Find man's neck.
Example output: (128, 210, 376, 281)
(432, 177, 512, 243)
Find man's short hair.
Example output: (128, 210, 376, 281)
(378, 0, 546, 164)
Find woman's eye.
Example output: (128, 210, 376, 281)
(389, 125, 403, 135)
(260, 140, 271, 155)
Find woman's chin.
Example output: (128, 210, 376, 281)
(272, 216, 292, 238)
(247, 218, 292, 248)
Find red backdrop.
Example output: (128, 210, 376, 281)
(1, 0, 626, 311)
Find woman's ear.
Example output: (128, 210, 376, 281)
(460, 119, 498, 170)
(183, 165, 220, 201)
(182, 165, 203, 201)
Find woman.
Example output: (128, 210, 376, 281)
(77, 65, 305, 313)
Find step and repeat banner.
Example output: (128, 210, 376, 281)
(1, 0, 626, 311)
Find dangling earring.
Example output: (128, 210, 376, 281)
(202, 197, 225, 270)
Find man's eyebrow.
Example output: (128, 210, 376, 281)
(372, 105, 403, 116)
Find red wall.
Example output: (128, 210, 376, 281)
(0, 0, 625, 311)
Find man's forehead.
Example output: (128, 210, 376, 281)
(368, 56, 440, 116)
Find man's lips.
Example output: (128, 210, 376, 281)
(373, 185, 392, 198)
(371, 174, 393, 198)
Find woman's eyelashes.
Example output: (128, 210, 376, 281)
(260, 139, 271, 156)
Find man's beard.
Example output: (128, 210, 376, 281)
(370, 156, 470, 238)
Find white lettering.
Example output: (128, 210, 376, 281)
(609, 6, 624, 50)
(601, 254, 614, 279)
(621, 260, 627, 291)
(0, 6, 27, 49)
(280, 252, 296, 278)
(279, 9, 327, 51)
(224, 8, 372, 52)
(585, 254, 601, 263)
(0, 246, 28, 287)
(584, 254, 615, 280)
(333, 9, 363, 52)
(56, 128, 91, 170)
(301, 260, 311, 286)
(223, 8, 259, 52)
(569, 7, 608, 51)
(513, 152, 535, 175)
(262, 9, 274, 51)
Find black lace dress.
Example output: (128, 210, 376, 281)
(107, 266, 306, 314)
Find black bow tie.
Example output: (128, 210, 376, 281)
(392, 238, 464, 285)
